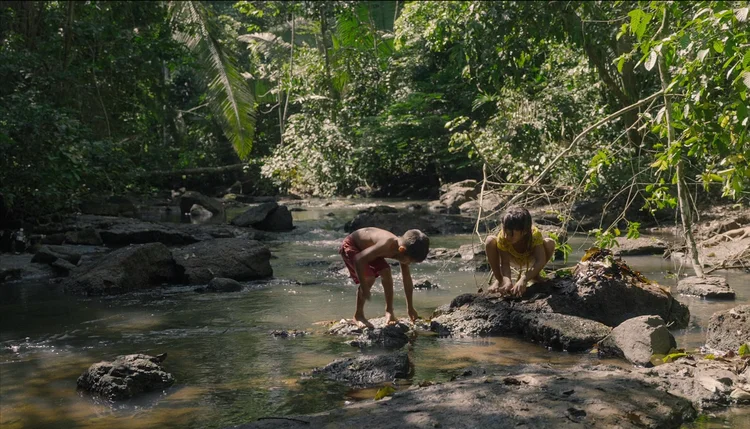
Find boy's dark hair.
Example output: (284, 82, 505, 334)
(502, 206, 532, 234)
(402, 229, 430, 262)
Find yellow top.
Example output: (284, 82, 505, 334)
(496, 226, 544, 266)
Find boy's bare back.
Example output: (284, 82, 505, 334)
(348, 227, 400, 258)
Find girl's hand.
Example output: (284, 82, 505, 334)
(512, 275, 527, 297)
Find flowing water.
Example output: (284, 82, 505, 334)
(1, 199, 748, 428)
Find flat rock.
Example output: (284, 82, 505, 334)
(598, 315, 676, 367)
(676, 276, 735, 299)
(253, 205, 294, 232)
(427, 247, 460, 260)
(64, 228, 103, 245)
(431, 295, 611, 352)
(173, 238, 272, 284)
(63, 243, 183, 295)
(77, 353, 173, 400)
(310, 351, 410, 388)
(613, 237, 668, 256)
(328, 318, 412, 349)
(706, 305, 750, 352)
(206, 277, 243, 292)
(458, 243, 485, 261)
(230, 362, 697, 429)
(31, 245, 82, 265)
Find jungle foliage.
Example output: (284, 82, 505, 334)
(0, 1, 748, 221)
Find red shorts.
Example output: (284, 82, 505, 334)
(339, 235, 390, 284)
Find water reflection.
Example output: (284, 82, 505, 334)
(1, 199, 748, 428)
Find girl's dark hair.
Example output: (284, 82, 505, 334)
(502, 206, 533, 249)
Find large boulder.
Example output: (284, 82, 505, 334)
(439, 186, 479, 210)
(705, 305, 750, 352)
(598, 315, 676, 367)
(253, 205, 294, 232)
(430, 294, 611, 352)
(179, 191, 224, 215)
(64, 243, 183, 295)
(64, 228, 103, 245)
(231, 202, 278, 227)
(676, 276, 736, 299)
(458, 191, 505, 214)
(311, 351, 410, 388)
(77, 354, 174, 400)
(173, 238, 272, 284)
(430, 249, 690, 350)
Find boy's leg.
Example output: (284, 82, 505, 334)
(379, 268, 397, 325)
(354, 276, 375, 329)
(485, 236, 503, 292)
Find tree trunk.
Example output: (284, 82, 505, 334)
(656, 9, 704, 278)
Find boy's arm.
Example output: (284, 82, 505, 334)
(353, 238, 397, 282)
(400, 263, 418, 321)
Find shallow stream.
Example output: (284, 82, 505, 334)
(1, 199, 748, 428)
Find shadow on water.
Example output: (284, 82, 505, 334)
(1, 198, 749, 428)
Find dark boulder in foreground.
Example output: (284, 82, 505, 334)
(431, 249, 689, 351)
(311, 351, 410, 388)
(77, 353, 174, 401)
(173, 238, 272, 284)
(705, 305, 750, 352)
(64, 243, 183, 295)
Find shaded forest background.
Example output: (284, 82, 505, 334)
(1, 0, 748, 225)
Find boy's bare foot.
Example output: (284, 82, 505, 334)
(353, 314, 374, 329)
(384, 311, 398, 325)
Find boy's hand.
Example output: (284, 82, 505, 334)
(408, 307, 419, 322)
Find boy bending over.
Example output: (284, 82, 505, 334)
(339, 228, 430, 329)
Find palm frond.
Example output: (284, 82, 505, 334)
(171, 0, 256, 159)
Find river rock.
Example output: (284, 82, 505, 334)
(414, 280, 438, 290)
(458, 191, 505, 214)
(253, 205, 294, 232)
(427, 200, 454, 214)
(345, 210, 486, 236)
(99, 220, 199, 246)
(79, 196, 138, 217)
(705, 305, 750, 352)
(64, 243, 183, 295)
(598, 315, 676, 367)
(179, 191, 223, 215)
(613, 236, 668, 256)
(431, 294, 611, 352)
(310, 351, 410, 388)
(173, 238, 272, 284)
(206, 277, 243, 292)
(430, 249, 689, 350)
(458, 243, 485, 261)
(231, 202, 278, 227)
(50, 258, 77, 276)
(427, 247, 460, 260)
(676, 276, 735, 299)
(328, 318, 412, 349)
(440, 186, 479, 210)
(64, 228, 103, 245)
(77, 353, 174, 401)
(189, 204, 214, 219)
(231, 362, 696, 429)
(31, 245, 82, 265)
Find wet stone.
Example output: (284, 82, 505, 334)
(270, 330, 309, 338)
(676, 276, 735, 299)
(328, 318, 412, 349)
(311, 351, 410, 388)
(77, 353, 174, 401)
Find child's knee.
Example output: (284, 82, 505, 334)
(543, 238, 555, 258)
(485, 235, 497, 249)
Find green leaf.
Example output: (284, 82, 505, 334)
(617, 56, 626, 74)
(740, 343, 749, 356)
(713, 40, 725, 54)
(375, 385, 396, 400)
